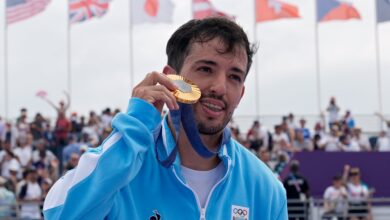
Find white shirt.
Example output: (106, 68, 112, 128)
(20, 182, 42, 219)
(377, 136, 390, 152)
(323, 185, 347, 213)
(13, 146, 32, 167)
(181, 162, 225, 208)
(347, 182, 369, 204)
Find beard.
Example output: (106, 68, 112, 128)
(193, 93, 233, 135)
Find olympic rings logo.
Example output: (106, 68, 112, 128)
(233, 208, 248, 217)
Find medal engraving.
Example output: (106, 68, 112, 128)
(172, 80, 192, 93)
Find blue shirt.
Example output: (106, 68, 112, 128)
(43, 98, 287, 220)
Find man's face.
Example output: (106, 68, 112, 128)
(179, 38, 246, 135)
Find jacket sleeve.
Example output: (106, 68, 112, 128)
(43, 98, 162, 220)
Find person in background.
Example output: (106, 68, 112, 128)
(283, 160, 310, 220)
(322, 175, 348, 220)
(18, 167, 42, 220)
(343, 166, 371, 220)
(376, 131, 390, 152)
(326, 97, 340, 129)
(0, 176, 17, 218)
(40, 91, 71, 118)
(351, 128, 371, 152)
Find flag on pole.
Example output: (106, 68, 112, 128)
(6, 0, 51, 25)
(69, 0, 112, 24)
(317, 0, 361, 22)
(256, 0, 300, 22)
(132, 0, 174, 24)
(377, 0, 390, 23)
(192, 0, 234, 20)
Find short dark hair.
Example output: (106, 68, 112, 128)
(166, 17, 257, 75)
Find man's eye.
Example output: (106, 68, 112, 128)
(198, 67, 212, 73)
(230, 75, 242, 83)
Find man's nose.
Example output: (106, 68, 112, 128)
(209, 72, 227, 95)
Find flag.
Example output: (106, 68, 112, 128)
(377, 0, 390, 23)
(256, 0, 300, 22)
(132, 0, 174, 24)
(6, 0, 50, 25)
(69, 0, 111, 24)
(317, 0, 360, 22)
(36, 90, 48, 98)
(192, 0, 234, 20)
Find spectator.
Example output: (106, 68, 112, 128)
(39, 91, 71, 118)
(343, 110, 355, 130)
(62, 136, 81, 167)
(0, 176, 17, 218)
(286, 113, 297, 130)
(321, 127, 341, 151)
(343, 166, 370, 220)
(246, 120, 269, 152)
(375, 112, 390, 139)
(101, 108, 113, 130)
(351, 128, 371, 152)
(283, 160, 310, 220)
(13, 135, 33, 168)
(32, 139, 58, 176)
(326, 97, 340, 129)
(30, 113, 46, 142)
(258, 148, 271, 169)
(376, 131, 390, 152)
(0, 116, 5, 143)
(322, 175, 348, 220)
(16, 112, 30, 143)
(293, 129, 313, 152)
(64, 153, 80, 172)
(296, 118, 311, 141)
(339, 135, 360, 152)
(273, 125, 293, 154)
(18, 167, 42, 220)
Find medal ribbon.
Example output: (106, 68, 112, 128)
(155, 102, 231, 168)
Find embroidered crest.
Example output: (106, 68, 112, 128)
(231, 205, 249, 220)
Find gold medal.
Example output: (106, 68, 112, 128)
(167, 74, 201, 104)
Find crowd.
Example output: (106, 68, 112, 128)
(231, 97, 390, 178)
(0, 97, 389, 219)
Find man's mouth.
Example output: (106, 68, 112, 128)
(199, 98, 226, 117)
(202, 102, 223, 112)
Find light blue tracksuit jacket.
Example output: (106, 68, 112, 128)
(43, 98, 288, 220)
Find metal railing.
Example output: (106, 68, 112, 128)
(288, 197, 390, 220)
(1, 198, 390, 219)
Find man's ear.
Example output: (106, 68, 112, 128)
(162, 65, 176, 75)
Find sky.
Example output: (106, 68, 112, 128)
(0, 0, 389, 132)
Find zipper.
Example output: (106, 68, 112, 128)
(202, 156, 231, 220)
(200, 208, 206, 220)
(172, 167, 203, 220)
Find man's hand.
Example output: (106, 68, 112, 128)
(132, 72, 179, 113)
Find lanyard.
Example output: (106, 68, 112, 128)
(155, 103, 231, 168)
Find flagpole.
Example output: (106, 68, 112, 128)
(253, 0, 260, 120)
(4, 4, 9, 120)
(67, 2, 72, 111)
(314, 1, 322, 124)
(129, 0, 134, 90)
(374, 0, 383, 128)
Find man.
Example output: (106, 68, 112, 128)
(0, 176, 17, 218)
(18, 167, 42, 220)
(43, 17, 287, 219)
(322, 175, 348, 220)
(283, 160, 310, 220)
